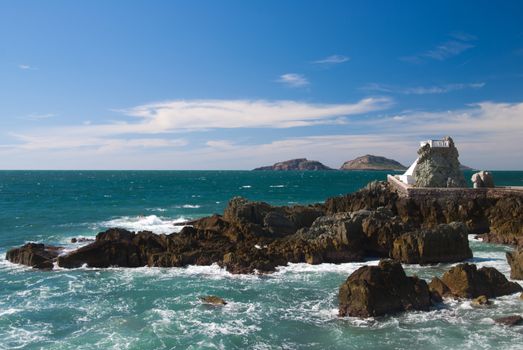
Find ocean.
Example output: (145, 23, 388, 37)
(1, 170, 522, 349)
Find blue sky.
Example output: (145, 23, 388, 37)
(1, 0, 522, 169)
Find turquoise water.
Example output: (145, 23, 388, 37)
(1, 171, 522, 349)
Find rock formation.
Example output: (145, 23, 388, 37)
(6, 243, 62, 269)
(506, 249, 523, 280)
(338, 260, 431, 317)
(428, 263, 522, 299)
(6, 180, 523, 276)
(471, 171, 495, 188)
(414, 136, 467, 188)
(253, 158, 332, 171)
(340, 155, 406, 171)
(391, 222, 472, 264)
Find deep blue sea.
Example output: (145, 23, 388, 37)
(1, 170, 522, 350)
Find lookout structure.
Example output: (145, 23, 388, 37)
(397, 136, 466, 188)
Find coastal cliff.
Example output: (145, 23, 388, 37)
(253, 158, 332, 171)
(340, 155, 406, 171)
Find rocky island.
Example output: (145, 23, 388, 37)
(340, 155, 406, 171)
(253, 158, 332, 171)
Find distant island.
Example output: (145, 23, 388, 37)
(253, 158, 332, 171)
(340, 155, 407, 171)
(253, 155, 475, 172)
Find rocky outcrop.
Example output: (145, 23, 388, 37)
(340, 155, 406, 171)
(506, 249, 523, 280)
(495, 315, 523, 326)
(327, 181, 522, 244)
(481, 196, 523, 247)
(223, 197, 325, 237)
(6, 180, 523, 275)
(6, 243, 62, 269)
(471, 171, 495, 188)
(414, 136, 466, 188)
(338, 260, 431, 317)
(428, 263, 522, 299)
(253, 158, 332, 171)
(391, 222, 472, 264)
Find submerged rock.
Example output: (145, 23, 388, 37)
(506, 249, 523, 280)
(6, 243, 62, 269)
(430, 263, 522, 299)
(199, 295, 227, 305)
(494, 315, 523, 326)
(391, 222, 472, 264)
(338, 260, 431, 317)
(471, 295, 491, 307)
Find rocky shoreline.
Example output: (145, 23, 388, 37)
(6, 180, 523, 318)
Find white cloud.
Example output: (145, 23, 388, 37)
(18, 64, 37, 70)
(2, 99, 522, 170)
(312, 55, 350, 64)
(1, 98, 392, 152)
(362, 82, 485, 95)
(401, 33, 476, 63)
(277, 73, 309, 87)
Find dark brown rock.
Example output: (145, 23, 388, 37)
(494, 315, 523, 326)
(199, 295, 227, 305)
(391, 222, 472, 264)
(506, 249, 523, 280)
(6, 243, 62, 269)
(432, 263, 522, 299)
(338, 260, 431, 317)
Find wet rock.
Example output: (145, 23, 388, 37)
(471, 295, 491, 307)
(58, 239, 142, 268)
(428, 277, 452, 301)
(494, 315, 523, 326)
(391, 222, 472, 264)
(414, 136, 466, 188)
(506, 249, 523, 280)
(199, 295, 227, 305)
(6, 243, 62, 269)
(71, 237, 95, 244)
(432, 263, 522, 299)
(338, 260, 431, 317)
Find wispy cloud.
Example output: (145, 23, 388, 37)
(1, 101, 522, 170)
(401, 32, 476, 63)
(18, 64, 37, 70)
(312, 55, 350, 65)
(2, 97, 392, 151)
(277, 73, 309, 87)
(18, 113, 56, 121)
(362, 82, 485, 95)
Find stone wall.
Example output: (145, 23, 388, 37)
(387, 175, 523, 200)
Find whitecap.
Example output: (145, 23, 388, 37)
(269, 185, 285, 188)
(99, 215, 188, 234)
(240, 185, 252, 188)
(182, 204, 201, 209)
